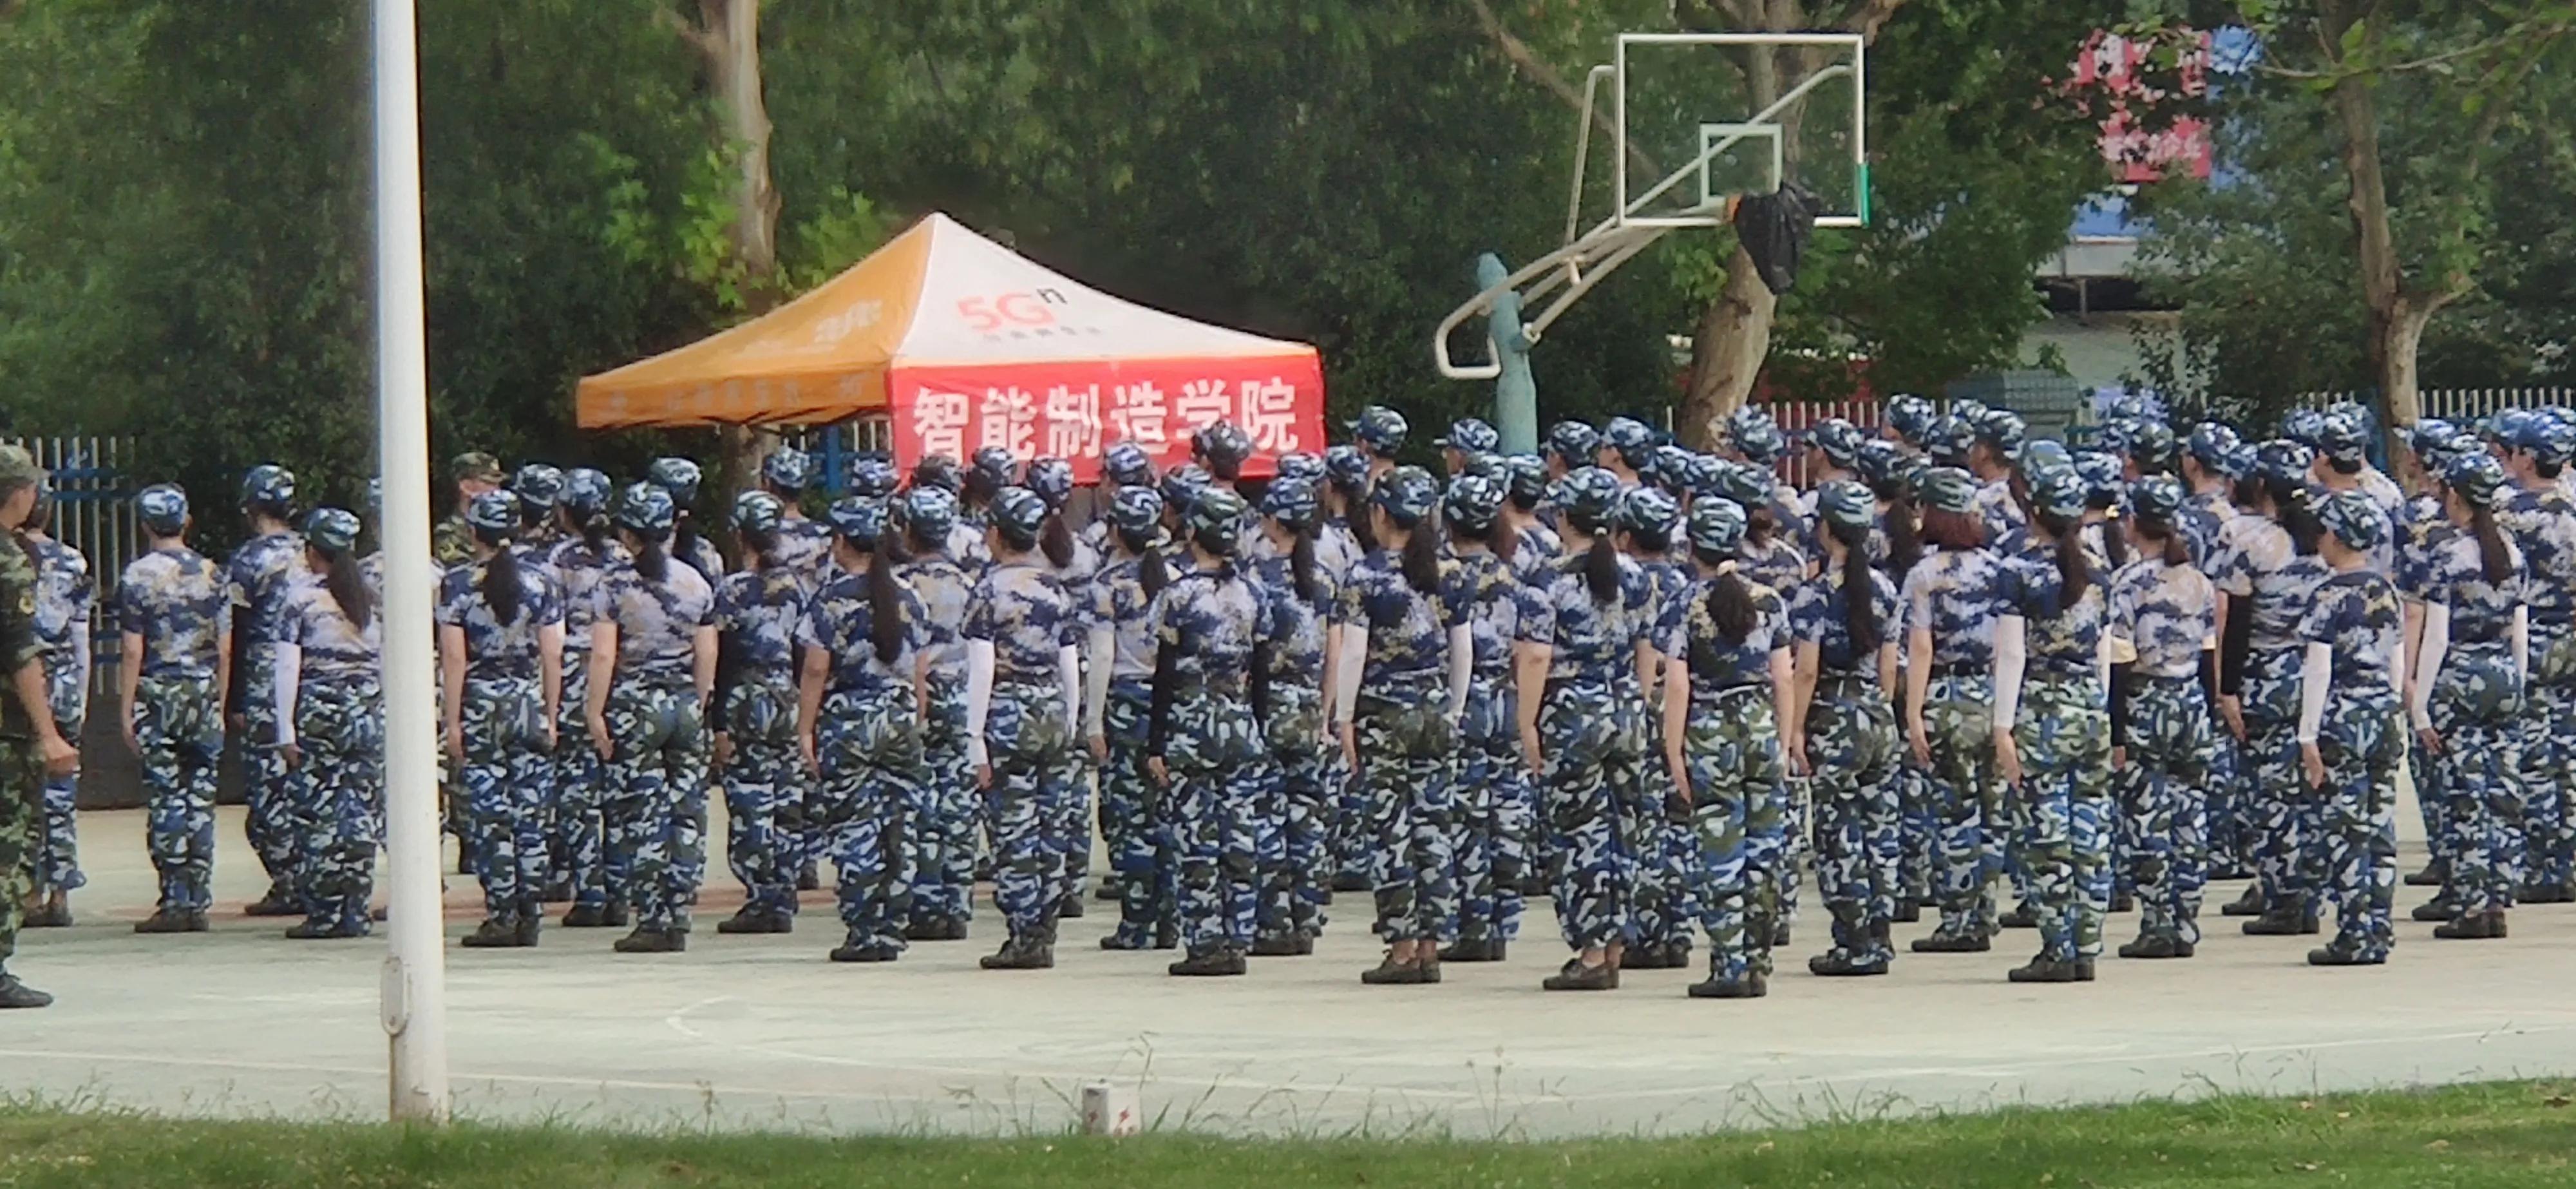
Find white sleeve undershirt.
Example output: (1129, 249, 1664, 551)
(272, 642, 302, 748)
(2297, 642, 2332, 745)
(2410, 602, 2449, 730)
(1331, 626, 1368, 728)
(965, 640, 996, 768)
(1991, 614, 2027, 732)
(1444, 623, 1473, 724)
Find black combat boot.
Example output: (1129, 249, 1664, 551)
(2006, 955, 2078, 983)
(2403, 860, 2448, 888)
(1249, 935, 1301, 958)
(1360, 951, 1434, 985)
(1168, 948, 1249, 976)
(1996, 903, 2040, 929)
(717, 906, 779, 935)
(515, 900, 543, 947)
(133, 909, 195, 935)
(2116, 933, 2193, 959)
(1437, 937, 1503, 963)
(245, 884, 301, 917)
(560, 902, 607, 928)
(829, 939, 900, 963)
(612, 926, 685, 953)
(980, 936, 1053, 970)
(2411, 895, 2458, 923)
(0, 973, 52, 1009)
(2241, 906, 2318, 936)
(2218, 885, 2264, 917)
(1911, 929, 1991, 954)
(2306, 941, 2381, 966)
(1540, 957, 1618, 992)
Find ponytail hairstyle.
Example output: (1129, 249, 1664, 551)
(1745, 503, 1779, 548)
(739, 525, 779, 574)
(1882, 493, 1923, 584)
(1289, 525, 1321, 604)
(2100, 520, 2130, 569)
(1828, 517, 1882, 656)
(2263, 475, 2323, 556)
(1455, 512, 1517, 566)
(632, 533, 670, 584)
(1040, 514, 1076, 570)
(2037, 509, 2092, 605)
(2470, 502, 2513, 585)
(321, 546, 375, 633)
(672, 513, 701, 574)
(1348, 504, 1381, 555)
(864, 538, 905, 665)
(476, 525, 525, 625)
(1692, 547, 1759, 647)
(1399, 518, 1443, 596)
(2136, 514, 2190, 568)
(1561, 520, 1620, 606)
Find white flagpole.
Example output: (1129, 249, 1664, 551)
(372, 0, 451, 1123)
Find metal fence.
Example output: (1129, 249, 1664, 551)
(4, 435, 139, 697)
(782, 415, 895, 497)
(1757, 396, 1882, 488)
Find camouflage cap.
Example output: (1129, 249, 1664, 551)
(2316, 488, 2387, 551)
(1727, 407, 1785, 465)
(1917, 465, 1978, 514)
(1370, 465, 1440, 527)
(848, 455, 900, 499)
(135, 483, 190, 533)
(1350, 405, 1410, 452)
(303, 507, 364, 553)
(902, 485, 959, 538)
(1441, 473, 1506, 533)
(762, 446, 816, 492)
(615, 482, 676, 535)
(1191, 419, 1253, 468)
(1814, 480, 1875, 532)
(1186, 487, 1249, 555)
(2439, 450, 2508, 508)
(562, 468, 613, 517)
(512, 463, 566, 510)
(646, 457, 703, 504)
(992, 486, 1050, 548)
(1615, 485, 1681, 540)
(1261, 475, 1321, 530)
(1106, 485, 1166, 538)
(826, 496, 891, 542)
(1807, 417, 1866, 468)
(1545, 420, 1602, 467)
(2129, 475, 2186, 522)
(1438, 417, 1500, 453)
(731, 490, 786, 535)
(465, 490, 522, 534)
(1882, 394, 1938, 446)
(0, 444, 41, 489)
(452, 451, 506, 484)
(1554, 466, 1626, 534)
(2027, 467, 2088, 522)
(1686, 495, 1748, 556)
(1025, 457, 1076, 509)
(1275, 451, 1326, 484)
(1102, 441, 1158, 488)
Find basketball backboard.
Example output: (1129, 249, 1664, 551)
(1609, 33, 1868, 229)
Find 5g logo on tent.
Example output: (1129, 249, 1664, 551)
(957, 289, 1069, 336)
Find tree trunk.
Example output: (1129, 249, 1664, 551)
(689, 0, 781, 491)
(2322, 1, 2425, 450)
(1681, 247, 1777, 447)
(2369, 296, 2436, 437)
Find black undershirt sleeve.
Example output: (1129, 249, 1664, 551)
(2218, 593, 2252, 696)
(227, 613, 252, 718)
(712, 627, 745, 719)
(1249, 641, 1274, 722)
(2108, 661, 2133, 748)
(1148, 638, 1179, 759)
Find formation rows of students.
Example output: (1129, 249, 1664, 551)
(46, 396, 2576, 993)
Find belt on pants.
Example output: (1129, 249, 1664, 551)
(1927, 662, 1987, 680)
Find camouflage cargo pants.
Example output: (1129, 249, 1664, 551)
(137, 676, 223, 914)
(1256, 683, 1332, 944)
(912, 681, 978, 927)
(2014, 674, 2111, 962)
(241, 645, 305, 892)
(461, 675, 551, 923)
(2518, 624, 2576, 889)
(1356, 690, 1459, 946)
(0, 734, 37, 965)
(2314, 691, 2401, 960)
(2430, 643, 2523, 915)
(1540, 679, 1640, 952)
(1806, 680, 1899, 961)
(719, 678, 803, 918)
(2240, 646, 2313, 915)
(816, 686, 925, 951)
(1101, 689, 1175, 946)
(601, 678, 710, 932)
(2123, 674, 2212, 944)
(985, 681, 1081, 944)
(1924, 674, 2001, 937)
(294, 680, 385, 933)
(553, 657, 609, 909)
(1448, 678, 1526, 944)
(1685, 686, 1786, 982)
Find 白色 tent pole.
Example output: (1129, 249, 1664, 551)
(372, 0, 451, 1125)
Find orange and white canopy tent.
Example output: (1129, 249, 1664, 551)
(576, 213, 1326, 480)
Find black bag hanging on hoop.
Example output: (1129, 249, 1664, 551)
(1733, 180, 1821, 296)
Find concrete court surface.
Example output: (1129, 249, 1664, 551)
(3, 801, 2571, 1139)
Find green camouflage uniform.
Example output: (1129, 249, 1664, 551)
(0, 526, 49, 971)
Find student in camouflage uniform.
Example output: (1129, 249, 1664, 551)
(797, 497, 931, 963)
(513, 464, 567, 556)
(2392, 422, 2466, 897)
(1519, 467, 1658, 992)
(118, 485, 230, 933)
(432, 452, 507, 568)
(586, 484, 717, 954)
(274, 509, 383, 940)
(1614, 486, 1700, 971)
(228, 464, 307, 916)
(1144, 489, 1267, 977)
(1334, 466, 1469, 986)
(1857, 439, 1935, 922)
(2494, 412, 2576, 901)
(645, 457, 728, 584)
(549, 469, 625, 924)
(1249, 477, 1336, 956)
(1, 445, 79, 1008)
(19, 497, 90, 927)
(898, 485, 979, 940)
(1989, 468, 2112, 984)
(1023, 455, 1098, 920)
(1318, 444, 1373, 891)
(1088, 485, 1176, 951)
(1081, 443, 1159, 570)
(439, 491, 566, 948)
(1791, 480, 1903, 977)
(1674, 497, 1790, 999)
(1352, 406, 1408, 486)
(2178, 425, 2255, 882)
(1431, 473, 1533, 964)
(2105, 477, 2219, 960)
(709, 492, 812, 936)
(2296, 490, 2406, 967)
(761, 447, 835, 583)
(2215, 442, 2333, 936)
(967, 488, 1085, 971)
(2412, 452, 2528, 940)
(1902, 466, 2012, 953)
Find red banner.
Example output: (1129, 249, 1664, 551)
(889, 356, 1328, 482)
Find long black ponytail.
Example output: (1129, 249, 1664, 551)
(633, 533, 669, 584)
(1829, 517, 1881, 656)
(2470, 503, 2512, 584)
(478, 528, 524, 625)
(321, 547, 374, 633)
(866, 531, 905, 665)
(2264, 475, 2323, 556)
(1041, 515, 1075, 569)
(1399, 518, 1443, 596)
(1289, 526, 1321, 604)
(1692, 547, 1758, 647)
(2038, 509, 2091, 605)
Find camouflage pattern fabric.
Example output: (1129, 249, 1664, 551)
(601, 678, 710, 932)
(2300, 569, 2405, 958)
(1252, 552, 1335, 946)
(2241, 645, 2313, 915)
(1685, 687, 1786, 982)
(2421, 530, 2528, 915)
(813, 686, 926, 951)
(1356, 703, 1457, 945)
(0, 736, 37, 965)
(2123, 674, 2213, 944)
(292, 678, 385, 933)
(28, 535, 90, 895)
(716, 565, 811, 918)
(1100, 688, 1174, 946)
(545, 535, 624, 906)
(1804, 681, 1900, 963)
(1443, 548, 1534, 945)
(1924, 672, 2002, 937)
(459, 675, 551, 922)
(228, 530, 307, 893)
(431, 515, 475, 569)
(120, 546, 231, 913)
(1631, 557, 1701, 959)
(2012, 674, 2113, 962)
(902, 551, 977, 926)
(2499, 486, 2576, 889)
(1154, 564, 1266, 956)
(985, 680, 1081, 944)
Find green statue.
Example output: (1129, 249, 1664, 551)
(1478, 252, 1539, 455)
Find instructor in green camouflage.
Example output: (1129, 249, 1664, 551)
(1, 443, 82, 1009)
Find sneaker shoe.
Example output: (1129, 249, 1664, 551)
(1910, 930, 1991, 954)
(133, 909, 196, 935)
(1169, 949, 1249, 976)
(1541, 960, 1619, 991)
(612, 927, 686, 954)
(0, 975, 52, 1009)
(2007, 955, 2078, 983)
(459, 918, 524, 949)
